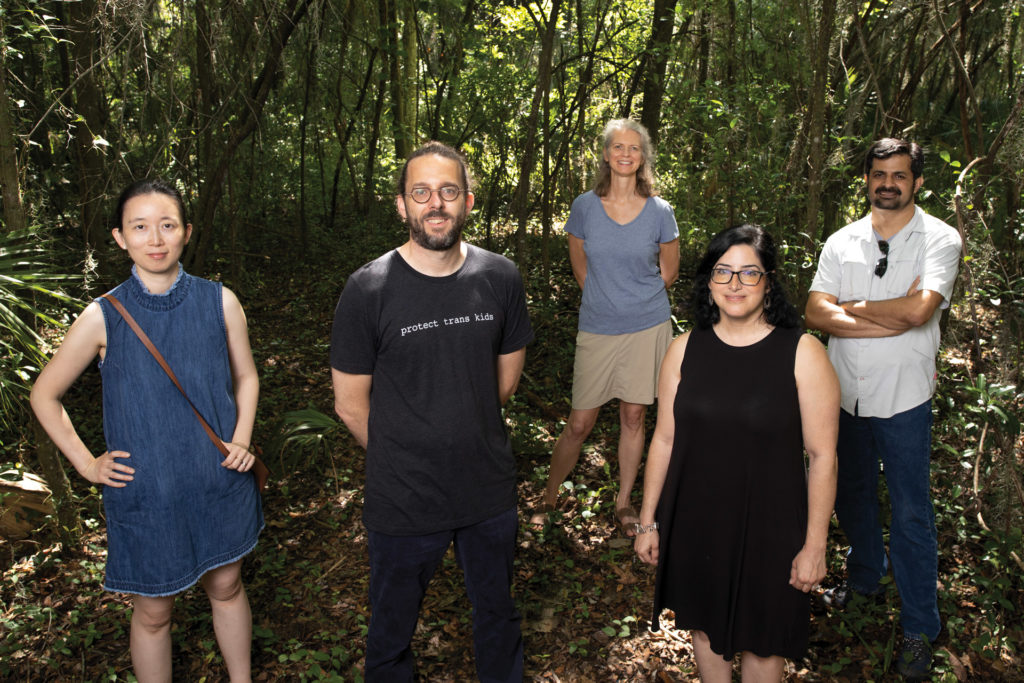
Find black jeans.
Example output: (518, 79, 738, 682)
(365, 506, 523, 682)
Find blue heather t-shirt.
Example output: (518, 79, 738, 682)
(565, 191, 678, 335)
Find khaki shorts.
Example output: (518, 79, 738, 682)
(571, 320, 673, 410)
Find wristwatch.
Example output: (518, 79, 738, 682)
(633, 521, 659, 535)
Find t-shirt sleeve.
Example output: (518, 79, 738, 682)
(329, 273, 377, 375)
(564, 194, 589, 240)
(919, 226, 962, 305)
(657, 198, 680, 243)
(499, 264, 534, 355)
(808, 236, 843, 297)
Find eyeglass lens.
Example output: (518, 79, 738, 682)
(711, 268, 764, 286)
(409, 187, 462, 203)
(874, 240, 889, 277)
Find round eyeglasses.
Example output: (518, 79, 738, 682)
(710, 267, 767, 286)
(404, 186, 467, 204)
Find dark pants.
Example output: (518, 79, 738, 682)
(365, 506, 523, 682)
(835, 400, 940, 640)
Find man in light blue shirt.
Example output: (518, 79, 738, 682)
(806, 138, 961, 681)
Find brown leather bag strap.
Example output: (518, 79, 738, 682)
(100, 293, 269, 489)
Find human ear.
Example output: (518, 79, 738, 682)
(112, 228, 127, 250)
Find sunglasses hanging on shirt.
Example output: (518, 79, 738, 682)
(874, 240, 890, 277)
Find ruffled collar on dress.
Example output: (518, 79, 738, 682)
(123, 263, 193, 311)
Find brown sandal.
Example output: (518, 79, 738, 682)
(528, 503, 556, 530)
(615, 506, 640, 537)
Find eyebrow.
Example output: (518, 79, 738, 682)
(128, 215, 178, 223)
(714, 263, 761, 269)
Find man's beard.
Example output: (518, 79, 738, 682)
(409, 208, 465, 251)
(870, 185, 913, 211)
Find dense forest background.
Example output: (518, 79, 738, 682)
(2, 0, 1023, 680)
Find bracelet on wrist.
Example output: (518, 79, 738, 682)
(633, 521, 659, 535)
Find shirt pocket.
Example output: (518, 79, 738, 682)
(881, 249, 919, 298)
(838, 252, 873, 302)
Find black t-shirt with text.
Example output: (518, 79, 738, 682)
(330, 245, 533, 535)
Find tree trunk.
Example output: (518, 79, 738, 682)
(512, 0, 564, 271)
(32, 421, 81, 548)
(364, 73, 388, 206)
(0, 14, 27, 234)
(380, 0, 416, 159)
(640, 0, 678, 146)
(804, 0, 837, 245)
(190, 0, 314, 272)
(67, 0, 110, 249)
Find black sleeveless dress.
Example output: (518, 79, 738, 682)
(651, 325, 809, 659)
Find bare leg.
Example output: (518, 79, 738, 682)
(201, 560, 252, 682)
(130, 595, 175, 683)
(691, 630, 733, 683)
(615, 400, 647, 514)
(540, 407, 601, 507)
(740, 651, 785, 682)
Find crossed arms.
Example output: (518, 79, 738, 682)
(805, 277, 946, 338)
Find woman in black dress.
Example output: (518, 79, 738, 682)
(634, 224, 839, 681)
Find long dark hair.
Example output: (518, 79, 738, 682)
(690, 224, 800, 330)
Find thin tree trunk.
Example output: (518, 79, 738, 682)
(33, 421, 81, 547)
(0, 15, 27, 234)
(640, 0, 678, 146)
(67, 0, 109, 249)
(805, 0, 837, 245)
(190, 0, 315, 272)
(512, 0, 564, 271)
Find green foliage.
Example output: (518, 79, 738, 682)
(0, 228, 79, 432)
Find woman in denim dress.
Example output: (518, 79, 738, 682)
(31, 179, 263, 682)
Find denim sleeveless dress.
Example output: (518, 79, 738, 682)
(97, 268, 263, 596)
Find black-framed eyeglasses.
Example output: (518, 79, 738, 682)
(404, 186, 467, 204)
(710, 267, 767, 286)
(874, 240, 890, 277)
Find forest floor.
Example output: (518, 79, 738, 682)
(2, 223, 1023, 681)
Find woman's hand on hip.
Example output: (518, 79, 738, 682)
(222, 441, 255, 472)
(84, 451, 134, 487)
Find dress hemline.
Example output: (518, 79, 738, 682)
(102, 522, 264, 597)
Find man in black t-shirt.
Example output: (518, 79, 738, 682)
(330, 142, 532, 682)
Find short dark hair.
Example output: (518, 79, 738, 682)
(690, 224, 800, 330)
(112, 178, 188, 230)
(395, 141, 473, 196)
(863, 138, 924, 179)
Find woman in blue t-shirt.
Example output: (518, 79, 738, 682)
(532, 119, 679, 535)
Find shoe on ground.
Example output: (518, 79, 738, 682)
(821, 580, 881, 608)
(896, 634, 932, 680)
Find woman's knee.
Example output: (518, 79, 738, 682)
(202, 562, 244, 603)
(619, 403, 646, 433)
(563, 409, 598, 441)
(132, 596, 174, 632)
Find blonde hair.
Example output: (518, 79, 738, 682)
(593, 119, 657, 198)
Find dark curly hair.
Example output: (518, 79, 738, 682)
(690, 224, 800, 330)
